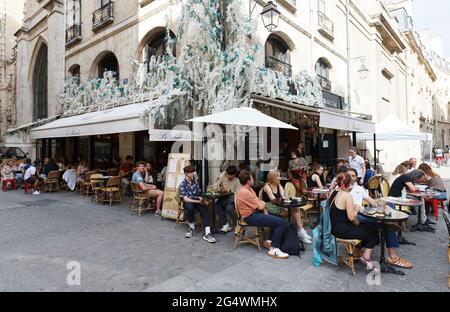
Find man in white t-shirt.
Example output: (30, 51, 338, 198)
(348, 146, 366, 185)
(24, 161, 41, 195)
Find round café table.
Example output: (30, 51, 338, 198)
(379, 196, 422, 244)
(360, 206, 409, 275)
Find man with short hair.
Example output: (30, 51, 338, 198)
(348, 147, 365, 185)
(132, 161, 164, 214)
(179, 165, 216, 243)
(213, 165, 240, 233)
(236, 171, 288, 259)
(24, 160, 41, 195)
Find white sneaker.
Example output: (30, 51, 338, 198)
(268, 247, 289, 259)
(185, 228, 194, 238)
(32, 191, 40, 195)
(298, 229, 312, 244)
(203, 233, 216, 243)
(220, 224, 233, 233)
(300, 228, 312, 240)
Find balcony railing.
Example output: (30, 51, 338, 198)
(318, 76, 331, 92)
(65, 24, 82, 46)
(265, 56, 292, 77)
(92, 1, 114, 31)
(318, 11, 334, 40)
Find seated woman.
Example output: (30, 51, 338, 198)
(418, 163, 447, 200)
(76, 160, 89, 183)
(1, 160, 14, 178)
(389, 164, 408, 186)
(262, 169, 312, 244)
(330, 173, 380, 271)
(307, 164, 325, 188)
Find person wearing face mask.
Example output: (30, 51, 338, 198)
(347, 168, 413, 269)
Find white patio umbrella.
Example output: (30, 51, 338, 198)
(187, 106, 298, 189)
(187, 106, 298, 130)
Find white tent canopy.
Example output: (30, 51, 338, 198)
(356, 114, 429, 141)
(187, 107, 298, 130)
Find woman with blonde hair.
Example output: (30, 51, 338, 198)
(389, 164, 408, 186)
(418, 163, 447, 200)
(262, 169, 312, 244)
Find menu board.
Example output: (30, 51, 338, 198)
(161, 153, 191, 220)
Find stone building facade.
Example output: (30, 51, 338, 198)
(0, 0, 24, 146)
(5, 0, 450, 172)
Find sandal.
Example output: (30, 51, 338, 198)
(360, 256, 379, 272)
(386, 256, 413, 269)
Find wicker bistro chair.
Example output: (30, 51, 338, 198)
(130, 182, 155, 216)
(90, 173, 105, 203)
(100, 176, 122, 206)
(43, 170, 60, 193)
(285, 181, 315, 225)
(336, 238, 362, 276)
(367, 176, 381, 199)
(174, 188, 204, 227)
(81, 171, 96, 195)
(380, 177, 390, 197)
(233, 195, 264, 252)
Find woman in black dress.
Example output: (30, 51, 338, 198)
(329, 173, 379, 271)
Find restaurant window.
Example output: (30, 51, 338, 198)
(144, 30, 177, 64)
(33, 44, 48, 120)
(97, 51, 119, 79)
(265, 35, 292, 77)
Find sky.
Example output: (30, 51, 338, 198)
(412, 0, 450, 57)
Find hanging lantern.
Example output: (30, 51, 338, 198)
(261, 1, 281, 32)
(358, 63, 369, 80)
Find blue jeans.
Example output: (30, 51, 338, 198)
(435, 191, 447, 201)
(214, 196, 237, 226)
(183, 202, 210, 228)
(357, 214, 399, 248)
(244, 212, 287, 248)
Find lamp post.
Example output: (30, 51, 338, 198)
(352, 56, 369, 80)
(249, 0, 281, 32)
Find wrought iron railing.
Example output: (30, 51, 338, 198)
(265, 56, 292, 77)
(318, 76, 331, 91)
(318, 11, 334, 39)
(92, 1, 114, 31)
(65, 24, 81, 45)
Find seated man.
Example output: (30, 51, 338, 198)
(24, 160, 41, 195)
(132, 161, 164, 215)
(213, 165, 240, 233)
(347, 168, 413, 269)
(236, 171, 288, 259)
(179, 165, 216, 243)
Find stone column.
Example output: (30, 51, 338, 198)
(44, 0, 64, 117)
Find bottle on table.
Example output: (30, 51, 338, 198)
(401, 187, 407, 199)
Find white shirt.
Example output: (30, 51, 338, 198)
(349, 155, 365, 178)
(351, 184, 369, 206)
(24, 166, 36, 180)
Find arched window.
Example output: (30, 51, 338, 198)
(69, 64, 80, 79)
(33, 44, 48, 120)
(144, 31, 176, 64)
(315, 58, 331, 91)
(97, 52, 119, 79)
(265, 35, 292, 76)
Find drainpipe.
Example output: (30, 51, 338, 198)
(346, 0, 351, 111)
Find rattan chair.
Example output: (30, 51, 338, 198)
(367, 176, 381, 198)
(130, 182, 154, 216)
(90, 173, 104, 203)
(233, 195, 263, 252)
(101, 176, 122, 206)
(43, 170, 60, 193)
(336, 238, 362, 276)
(81, 171, 96, 195)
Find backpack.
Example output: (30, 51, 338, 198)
(280, 222, 304, 257)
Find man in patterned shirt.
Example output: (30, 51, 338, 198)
(178, 165, 216, 243)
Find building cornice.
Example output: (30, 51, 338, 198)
(369, 12, 406, 54)
(404, 31, 437, 82)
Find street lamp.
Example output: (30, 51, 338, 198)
(249, 1, 281, 32)
(352, 56, 369, 80)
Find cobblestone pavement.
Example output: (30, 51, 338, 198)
(0, 170, 449, 292)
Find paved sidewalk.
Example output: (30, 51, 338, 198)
(0, 188, 448, 292)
